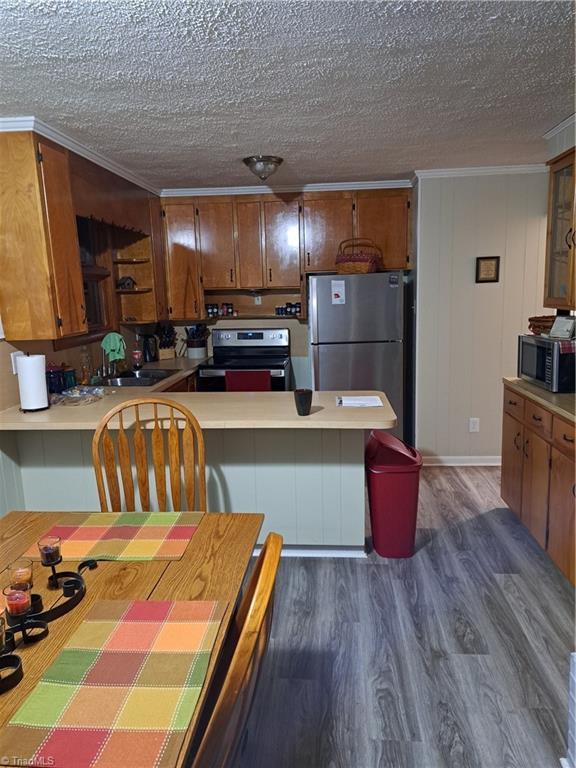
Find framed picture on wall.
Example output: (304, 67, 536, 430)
(475, 256, 500, 283)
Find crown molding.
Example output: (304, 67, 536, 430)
(543, 114, 575, 140)
(415, 164, 547, 179)
(0, 116, 158, 194)
(160, 179, 413, 197)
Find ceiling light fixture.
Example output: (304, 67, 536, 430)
(242, 155, 283, 181)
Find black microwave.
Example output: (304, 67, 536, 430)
(518, 334, 575, 393)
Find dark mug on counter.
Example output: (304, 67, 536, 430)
(294, 389, 313, 416)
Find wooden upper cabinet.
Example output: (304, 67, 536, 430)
(303, 193, 354, 272)
(148, 197, 168, 321)
(236, 200, 264, 288)
(38, 140, 87, 337)
(263, 199, 301, 288)
(544, 148, 575, 310)
(163, 204, 202, 320)
(0, 132, 86, 340)
(355, 191, 410, 269)
(195, 199, 236, 289)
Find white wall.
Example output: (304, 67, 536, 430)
(415, 170, 549, 463)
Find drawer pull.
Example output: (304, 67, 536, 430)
(563, 433, 575, 443)
(508, 399, 518, 406)
(532, 414, 542, 422)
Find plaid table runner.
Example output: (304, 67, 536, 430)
(24, 512, 202, 561)
(0, 599, 227, 768)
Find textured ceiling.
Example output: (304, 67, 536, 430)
(0, 0, 573, 189)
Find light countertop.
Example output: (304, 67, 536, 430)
(503, 377, 575, 423)
(0, 390, 396, 431)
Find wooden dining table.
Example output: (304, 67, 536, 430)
(0, 510, 263, 766)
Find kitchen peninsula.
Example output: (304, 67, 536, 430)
(0, 390, 396, 550)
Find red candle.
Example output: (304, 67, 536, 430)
(3, 586, 31, 616)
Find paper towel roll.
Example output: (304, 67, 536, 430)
(16, 355, 49, 411)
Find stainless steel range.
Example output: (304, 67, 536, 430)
(197, 328, 291, 391)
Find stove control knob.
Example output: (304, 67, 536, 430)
(224, 334, 231, 340)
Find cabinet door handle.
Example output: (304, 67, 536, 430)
(80, 304, 87, 324)
(513, 433, 521, 450)
(508, 399, 517, 406)
(307, 252, 310, 267)
(230, 269, 234, 283)
(563, 433, 575, 443)
(566, 228, 573, 249)
(194, 300, 198, 314)
(572, 484, 575, 498)
(532, 414, 542, 422)
(523, 438, 529, 459)
(269, 268, 272, 283)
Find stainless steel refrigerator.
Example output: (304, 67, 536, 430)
(308, 272, 408, 438)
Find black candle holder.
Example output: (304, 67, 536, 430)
(0, 624, 22, 693)
(0, 651, 23, 693)
(0, 559, 98, 695)
(4, 560, 98, 641)
(36, 558, 98, 622)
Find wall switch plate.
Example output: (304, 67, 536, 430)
(254, 295, 262, 305)
(10, 350, 24, 374)
(469, 417, 480, 433)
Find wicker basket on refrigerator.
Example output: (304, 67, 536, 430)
(335, 238, 383, 274)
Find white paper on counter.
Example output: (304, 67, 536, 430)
(336, 396, 383, 407)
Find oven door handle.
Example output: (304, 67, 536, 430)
(199, 369, 285, 378)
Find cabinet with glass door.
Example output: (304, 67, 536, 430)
(544, 148, 575, 310)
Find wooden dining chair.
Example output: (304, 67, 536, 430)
(190, 531, 283, 768)
(92, 396, 206, 512)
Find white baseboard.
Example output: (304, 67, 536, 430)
(422, 456, 501, 467)
(253, 546, 367, 559)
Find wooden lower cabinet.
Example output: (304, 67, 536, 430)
(547, 448, 576, 584)
(520, 429, 550, 548)
(501, 385, 575, 585)
(501, 412, 524, 515)
(161, 372, 196, 392)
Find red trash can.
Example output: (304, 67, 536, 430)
(365, 430, 422, 558)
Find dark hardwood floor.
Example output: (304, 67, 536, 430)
(236, 467, 574, 768)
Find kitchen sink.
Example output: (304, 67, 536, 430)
(119, 368, 175, 380)
(102, 368, 176, 387)
(104, 377, 158, 387)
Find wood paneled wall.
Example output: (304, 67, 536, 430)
(416, 172, 549, 462)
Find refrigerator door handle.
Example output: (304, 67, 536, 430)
(311, 345, 320, 390)
(309, 278, 319, 344)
